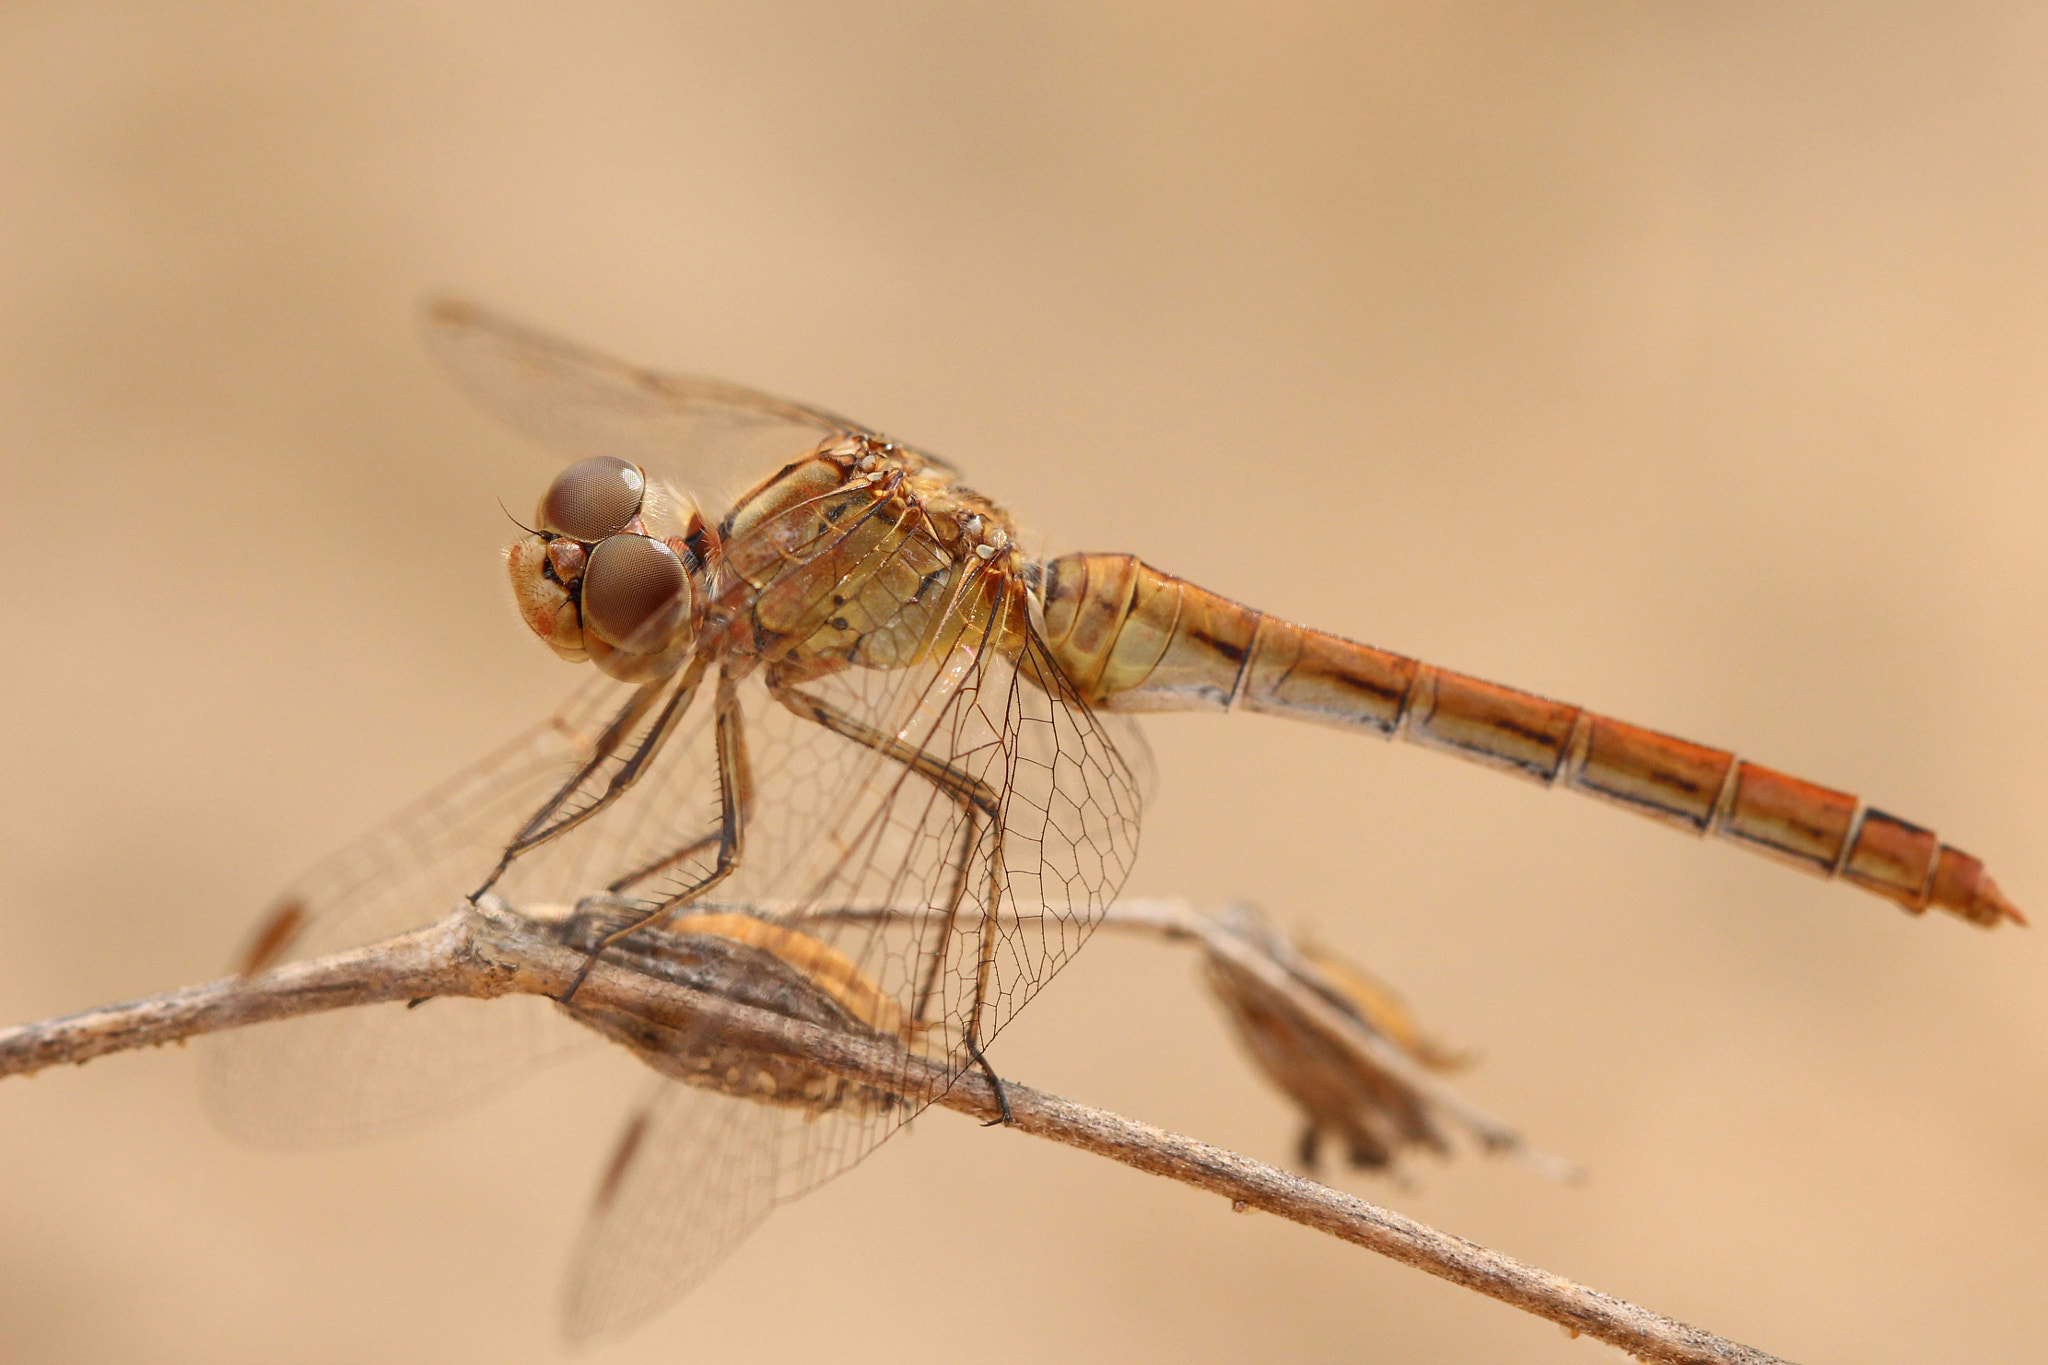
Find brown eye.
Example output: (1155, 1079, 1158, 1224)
(537, 456, 645, 542)
(581, 534, 692, 651)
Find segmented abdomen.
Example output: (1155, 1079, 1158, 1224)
(1039, 553, 2021, 928)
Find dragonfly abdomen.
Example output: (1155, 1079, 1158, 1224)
(1038, 552, 2021, 928)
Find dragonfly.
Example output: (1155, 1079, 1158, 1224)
(201, 300, 2023, 1341)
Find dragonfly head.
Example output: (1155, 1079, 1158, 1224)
(508, 455, 708, 683)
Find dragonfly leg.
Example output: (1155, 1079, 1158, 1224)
(767, 679, 1003, 821)
(602, 666, 760, 896)
(962, 1031, 1012, 1127)
(768, 678, 1013, 1120)
(562, 671, 748, 1003)
(1296, 1125, 1325, 1173)
(603, 834, 719, 895)
(470, 660, 707, 901)
(916, 815, 982, 1024)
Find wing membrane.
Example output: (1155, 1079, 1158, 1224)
(561, 1079, 900, 1342)
(624, 566, 1146, 1081)
(535, 548, 1144, 1331)
(422, 298, 861, 494)
(195, 674, 669, 1144)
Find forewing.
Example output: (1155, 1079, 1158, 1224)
(622, 564, 1147, 1091)
(795, 608, 1146, 1059)
(422, 298, 867, 497)
(536, 538, 1144, 1336)
(196, 673, 707, 1144)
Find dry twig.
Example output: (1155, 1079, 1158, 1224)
(0, 898, 1788, 1365)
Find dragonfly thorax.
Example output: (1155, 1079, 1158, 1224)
(706, 436, 1032, 677)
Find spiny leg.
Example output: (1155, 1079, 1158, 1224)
(602, 663, 760, 896)
(916, 813, 982, 1024)
(962, 833, 1008, 1125)
(563, 670, 749, 1003)
(604, 833, 720, 896)
(470, 661, 706, 900)
(769, 678, 1013, 1125)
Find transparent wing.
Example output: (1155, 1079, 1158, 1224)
(494, 577, 1147, 1078)
(195, 673, 670, 1145)
(423, 298, 865, 496)
(1092, 707, 1159, 810)
(561, 1081, 899, 1343)
(778, 624, 1144, 1058)
(612, 573, 1148, 1084)
(525, 546, 1143, 1334)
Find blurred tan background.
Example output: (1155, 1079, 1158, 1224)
(4, 4, 2047, 1361)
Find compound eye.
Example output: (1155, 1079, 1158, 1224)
(581, 534, 692, 652)
(537, 456, 646, 542)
